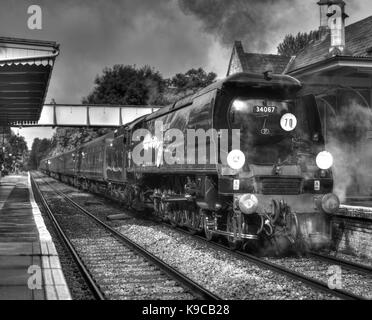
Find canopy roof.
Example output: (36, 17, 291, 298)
(0, 36, 59, 126)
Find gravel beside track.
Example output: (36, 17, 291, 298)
(32, 177, 95, 300)
(34, 174, 345, 300)
(114, 222, 340, 299)
(33, 174, 215, 300)
(320, 250, 372, 269)
(264, 256, 372, 299)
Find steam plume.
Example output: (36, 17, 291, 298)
(326, 100, 372, 201)
(178, 0, 296, 51)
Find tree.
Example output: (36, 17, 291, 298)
(277, 30, 320, 56)
(82, 65, 166, 105)
(79, 65, 167, 155)
(28, 138, 52, 170)
(1, 131, 28, 173)
(160, 67, 217, 105)
(82, 65, 217, 106)
(170, 68, 217, 93)
(49, 66, 217, 157)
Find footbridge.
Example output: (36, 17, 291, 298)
(9, 103, 159, 128)
(0, 36, 159, 128)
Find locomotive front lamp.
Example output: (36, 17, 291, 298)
(320, 170, 327, 178)
(238, 194, 258, 215)
(321, 193, 340, 214)
(227, 150, 245, 170)
(316, 151, 333, 170)
(232, 100, 246, 111)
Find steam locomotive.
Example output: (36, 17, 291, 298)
(40, 72, 340, 254)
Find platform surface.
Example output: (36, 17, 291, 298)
(0, 174, 71, 300)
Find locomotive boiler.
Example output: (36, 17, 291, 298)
(40, 72, 340, 254)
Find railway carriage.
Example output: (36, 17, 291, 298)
(46, 154, 64, 179)
(39, 158, 48, 172)
(58, 150, 78, 185)
(41, 72, 340, 254)
(78, 132, 114, 191)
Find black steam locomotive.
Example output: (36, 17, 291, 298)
(40, 72, 340, 253)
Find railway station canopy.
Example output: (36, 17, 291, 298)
(0, 36, 59, 126)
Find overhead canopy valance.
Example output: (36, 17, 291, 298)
(0, 36, 59, 126)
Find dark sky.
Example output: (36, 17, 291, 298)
(1, 0, 371, 147)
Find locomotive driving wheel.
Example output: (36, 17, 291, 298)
(187, 209, 203, 235)
(170, 210, 180, 227)
(203, 210, 216, 241)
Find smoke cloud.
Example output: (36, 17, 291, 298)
(178, 0, 297, 51)
(326, 100, 372, 202)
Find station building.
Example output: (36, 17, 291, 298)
(227, 0, 372, 199)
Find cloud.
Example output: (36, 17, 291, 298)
(178, 0, 300, 52)
(2, 0, 372, 147)
(0, 0, 221, 147)
(178, 0, 372, 53)
(0, 0, 218, 104)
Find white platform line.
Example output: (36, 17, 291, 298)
(28, 172, 52, 242)
(27, 172, 72, 300)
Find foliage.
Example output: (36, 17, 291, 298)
(82, 65, 166, 105)
(50, 65, 217, 156)
(82, 65, 217, 106)
(160, 67, 217, 105)
(0, 131, 28, 172)
(28, 138, 52, 170)
(277, 30, 320, 56)
(170, 67, 217, 93)
(47, 127, 112, 157)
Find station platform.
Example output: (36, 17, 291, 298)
(0, 174, 71, 300)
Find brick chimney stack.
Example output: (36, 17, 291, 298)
(318, 0, 331, 37)
(317, 0, 349, 55)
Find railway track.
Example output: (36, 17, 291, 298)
(308, 251, 372, 276)
(34, 172, 371, 300)
(170, 228, 370, 300)
(31, 173, 221, 300)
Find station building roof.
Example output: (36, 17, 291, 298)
(286, 16, 372, 74)
(228, 16, 372, 77)
(0, 36, 59, 126)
